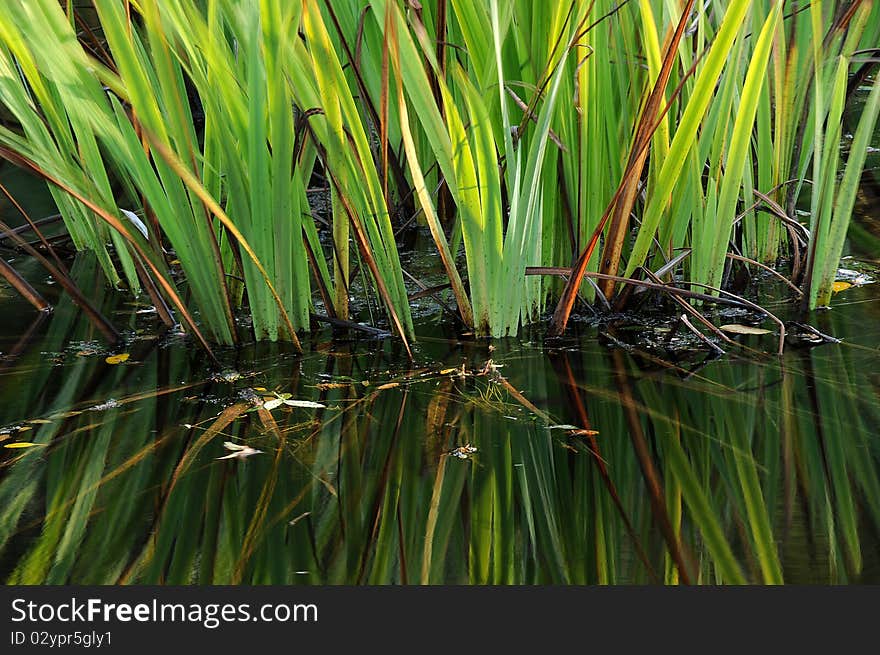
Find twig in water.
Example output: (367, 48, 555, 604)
(679, 314, 725, 356)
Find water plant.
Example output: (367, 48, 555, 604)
(0, 0, 878, 346)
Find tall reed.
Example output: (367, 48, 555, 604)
(0, 0, 878, 343)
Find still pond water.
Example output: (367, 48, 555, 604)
(1, 243, 880, 585)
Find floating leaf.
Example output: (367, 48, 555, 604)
(282, 399, 326, 409)
(105, 353, 130, 364)
(216, 441, 262, 460)
(4, 442, 40, 449)
(262, 397, 286, 411)
(719, 324, 772, 335)
(376, 382, 400, 390)
(831, 281, 852, 293)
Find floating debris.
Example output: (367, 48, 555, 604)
(835, 267, 874, 285)
(288, 512, 312, 527)
(90, 398, 120, 411)
(105, 353, 130, 365)
(216, 441, 263, 461)
(314, 382, 350, 390)
(212, 368, 242, 383)
(547, 424, 599, 437)
(262, 393, 326, 411)
(448, 444, 478, 459)
(282, 399, 326, 409)
(784, 322, 841, 347)
(719, 324, 772, 335)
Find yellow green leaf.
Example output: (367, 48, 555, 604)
(105, 353, 130, 364)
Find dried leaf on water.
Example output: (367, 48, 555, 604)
(262, 397, 286, 411)
(719, 324, 772, 335)
(105, 353, 130, 365)
(281, 399, 326, 409)
(262, 394, 326, 411)
(447, 444, 478, 459)
(216, 441, 263, 460)
(831, 281, 852, 293)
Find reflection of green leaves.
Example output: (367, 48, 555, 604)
(2, 285, 880, 584)
(663, 432, 747, 584)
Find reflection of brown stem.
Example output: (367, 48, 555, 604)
(548, 350, 661, 584)
(0, 256, 48, 311)
(610, 350, 695, 584)
(0, 311, 47, 371)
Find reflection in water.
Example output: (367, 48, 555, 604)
(1, 258, 879, 584)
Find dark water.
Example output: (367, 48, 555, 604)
(1, 248, 880, 585)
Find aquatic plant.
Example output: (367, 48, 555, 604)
(0, 0, 878, 346)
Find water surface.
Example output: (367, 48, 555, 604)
(1, 252, 879, 584)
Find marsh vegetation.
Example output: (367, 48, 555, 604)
(1, 1, 880, 585)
